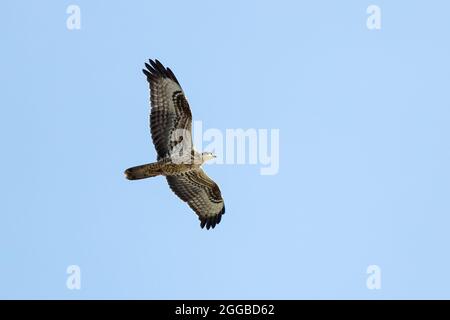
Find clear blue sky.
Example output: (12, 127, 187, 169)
(1, 1, 450, 299)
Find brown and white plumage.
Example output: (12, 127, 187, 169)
(143, 60, 192, 160)
(125, 59, 225, 230)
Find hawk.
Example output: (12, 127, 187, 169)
(124, 59, 225, 230)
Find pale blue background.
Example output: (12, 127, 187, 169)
(1, 1, 449, 299)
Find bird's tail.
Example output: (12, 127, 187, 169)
(124, 162, 162, 180)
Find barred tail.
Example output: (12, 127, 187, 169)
(124, 162, 162, 180)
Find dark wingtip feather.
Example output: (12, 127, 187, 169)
(199, 204, 225, 230)
(144, 62, 156, 74)
(143, 59, 180, 85)
(166, 67, 180, 85)
(142, 68, 151, 77)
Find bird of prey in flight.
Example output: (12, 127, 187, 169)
(124, 59, 225, 230)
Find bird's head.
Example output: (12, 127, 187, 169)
(201, 152, 216, 163)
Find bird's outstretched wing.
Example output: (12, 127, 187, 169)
(143, 59, 193, 160)
(166, 169, 225, 230)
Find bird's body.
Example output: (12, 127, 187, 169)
(124, 59, 225, 230)
(125, 152, 213, 179)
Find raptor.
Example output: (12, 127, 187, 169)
(124, 59, 225, 230)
